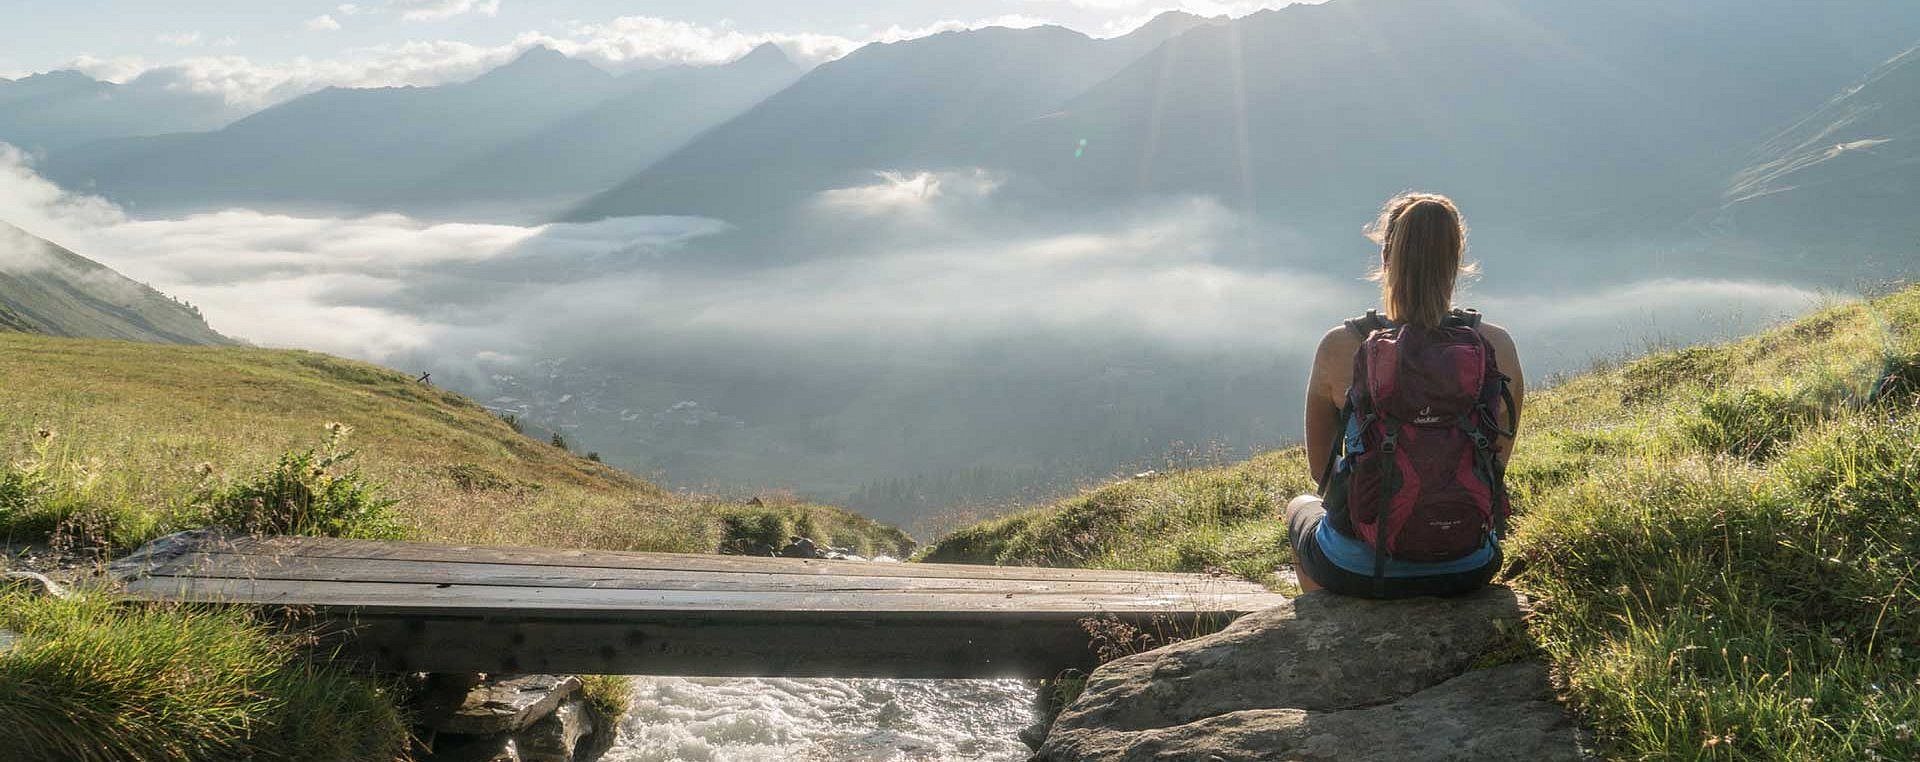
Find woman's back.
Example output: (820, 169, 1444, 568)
(1306, 317, 1526, 473)
(1284, 192, 1527, 599)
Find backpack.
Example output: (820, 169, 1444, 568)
(1320, 309, 1517, 587)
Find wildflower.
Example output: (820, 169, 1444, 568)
(193, 462, 215, 478)
(1831, 636, 1845, 646)
(1798, 697, 1814, 709)
(33, 427, 53, 440)
(1895, 723, 1912, 742)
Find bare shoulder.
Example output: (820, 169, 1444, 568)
(1477, 320, 1526, 385)
(1477, 320, 1519, 353)
(1313, 325, 1360, 367)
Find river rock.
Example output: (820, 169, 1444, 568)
(778, 536, 821, 558)
(427, 674, 583, 736)
(516, 697, 597, 762)
(1037, 587, 1583, 761)
(2, 571, 69, 599)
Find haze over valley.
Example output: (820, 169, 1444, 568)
(5, 0, 1915, 529)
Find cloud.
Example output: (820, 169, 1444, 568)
(864, 15, 1056, 43)
(304, 15, 343, 32)
(390, 0, 502, 22)
(513, 17, 861, 70)
(815, 171, 1003, 217)
(156, 32, 204, 47)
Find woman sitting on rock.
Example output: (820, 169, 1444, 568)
(1284, 192, 1525, 598)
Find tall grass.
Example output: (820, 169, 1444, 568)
(0, 591, 409, 762)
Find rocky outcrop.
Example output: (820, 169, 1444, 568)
(1037, 587, 1584, 761)
(416, 674, 614, 762)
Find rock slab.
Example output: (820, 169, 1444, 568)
(425, 674, 582, 736)
(1037, 587, 1584, 761)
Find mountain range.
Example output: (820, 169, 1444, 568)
(567, 0, 1920, 281)
(35, 45, 801, 221)
(21, 2, 1920, 264)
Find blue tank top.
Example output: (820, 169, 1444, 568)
(1314, 520, 1497, 577)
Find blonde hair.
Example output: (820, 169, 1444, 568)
(1365, 192, 1474, 329)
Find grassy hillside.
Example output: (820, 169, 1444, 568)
(926, 284, 1920, 760)
(0, 334, 912, 761)
(0, 333, 912, 556)
(0, 223, 230, 346)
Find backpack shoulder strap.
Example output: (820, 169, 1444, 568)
(1344, 309, 1392, 338)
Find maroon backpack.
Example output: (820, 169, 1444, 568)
(1321, 309, 1516, 584)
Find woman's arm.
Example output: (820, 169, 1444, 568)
(1481, 322, 1526, 465)
(1305, 327, 1351, 491)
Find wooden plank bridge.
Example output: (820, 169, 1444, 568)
(112, 532, 1287, 678)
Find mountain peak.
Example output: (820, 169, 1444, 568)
(735, 42, 793, 68)
(1120, 10, 1222, 43)
(473, 46, 611, 87)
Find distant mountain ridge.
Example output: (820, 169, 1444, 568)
(0, 69, 238, 152)
(1712, 42, 1920, 280)
(0, 222, 230, 345)
(37, 46, 803, 221)
(565, 13, 1222, 223)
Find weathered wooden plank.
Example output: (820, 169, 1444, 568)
(114, 533, 1288, 678)
(124, 576, 1284, 615)
(214, 535, 1219, 584)
(164, 553, 1258, 596)
(321, 608, 1240, 678)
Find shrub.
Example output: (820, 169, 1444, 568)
(0, 457, 50, 531)
(200, 424, 406, 540)
(579, 675, 633, 723)
(717, 508, 789, 554)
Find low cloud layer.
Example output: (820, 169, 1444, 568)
(0, 149, 1836, 512)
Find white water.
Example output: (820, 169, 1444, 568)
(602, 677, 1036, 761)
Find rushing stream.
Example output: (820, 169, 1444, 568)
(602, 677, 1036, 761)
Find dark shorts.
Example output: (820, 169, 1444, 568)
(1286, 496, 1502, 599)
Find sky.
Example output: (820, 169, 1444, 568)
(1, 0, 1309, 107)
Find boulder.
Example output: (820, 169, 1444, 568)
(1037, 587, 1583, 761)
(424, 674, 583, 737)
